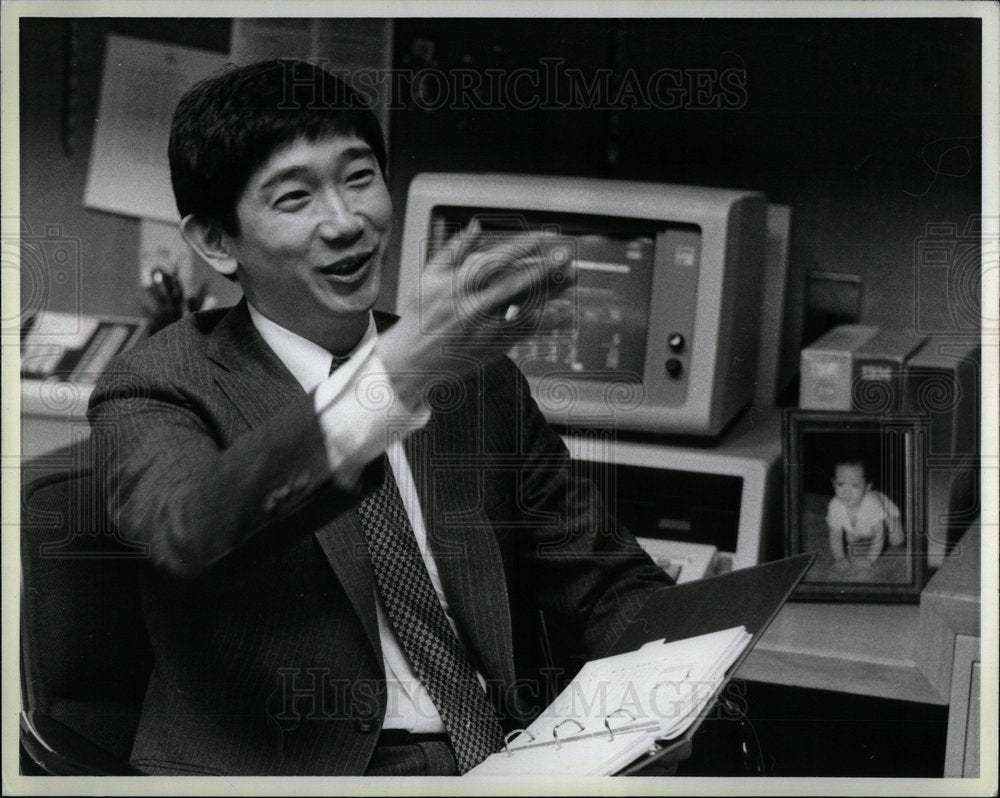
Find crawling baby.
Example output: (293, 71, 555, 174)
(827, 459, 905, 565)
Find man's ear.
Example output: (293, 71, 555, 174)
(180, 215, 238, 277)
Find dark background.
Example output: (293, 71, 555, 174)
(21, 17, 982, 343)
(800, 428, 900, 497)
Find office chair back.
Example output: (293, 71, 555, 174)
(20, 441, 153, 773)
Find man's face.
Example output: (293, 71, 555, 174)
(222, 134, 392, 346)
(832, 464, 868, 509)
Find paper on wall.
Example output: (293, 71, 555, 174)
(83, 35, 226, 223)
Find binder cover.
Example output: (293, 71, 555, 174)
(608, 553, 814, 775)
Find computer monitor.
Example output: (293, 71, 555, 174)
(397, 173, 769, 436)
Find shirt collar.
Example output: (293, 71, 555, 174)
(246, 301, 376, 393)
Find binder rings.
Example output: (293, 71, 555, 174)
(468, 626, 754, 776)
(466, 553, 813, 777)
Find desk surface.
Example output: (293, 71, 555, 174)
(737, 601, 942, 704)
(563, 405, 783, 465)
(738, 523, 982, 706)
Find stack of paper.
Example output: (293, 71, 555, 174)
(466, 625, 751, 776)
(635, 537, 718, 583)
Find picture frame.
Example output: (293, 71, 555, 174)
(784, 410, 927, 602)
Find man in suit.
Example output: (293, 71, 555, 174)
(88, 58, 673, 776)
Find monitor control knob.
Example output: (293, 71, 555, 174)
(665, 358, 683, 378)
(668, 333, 685, 352)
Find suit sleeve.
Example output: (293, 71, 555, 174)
(87, 349, 365, 581)
(497, 362, 675, 659)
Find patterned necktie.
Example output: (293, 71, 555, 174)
(356, 456, 505, 772)
(328, 353, 351, 373)
(328, 351, 503, 770)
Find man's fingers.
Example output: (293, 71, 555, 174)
(475, 254, 577, 321)
(421, 225, 577, 335)
(427, 218, 484, 273)
(432, 227, 560, 275)
(453, 217, 485, 265)
(460, 236, 574, 292)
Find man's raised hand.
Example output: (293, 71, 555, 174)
(377, 220, 576, 403)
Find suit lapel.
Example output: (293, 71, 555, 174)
(203, 305, 515, 683)
(406, 424, 517, 687)
(206, 300, 382, 660)
(310, 505, 381, 661)
(205, 299, 303, 426)
(206, 305, 400, 425)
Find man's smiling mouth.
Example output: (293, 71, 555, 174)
(317, 250, 376, 281)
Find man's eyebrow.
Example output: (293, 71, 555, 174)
(340, 145, 376, 163)
(258, 166, 311, 193)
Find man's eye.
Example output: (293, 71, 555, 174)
(346, 168, 375, 186)
(275, 190, 310, 208)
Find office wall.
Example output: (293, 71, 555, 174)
(18, 19, 232, 320)
(19, 18, 982, 342)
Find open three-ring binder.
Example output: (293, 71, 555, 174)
(467, 553, 814, 777)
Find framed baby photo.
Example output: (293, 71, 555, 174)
(783, 410, 927, 602)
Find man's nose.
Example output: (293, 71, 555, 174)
(316, 190, 364, 242)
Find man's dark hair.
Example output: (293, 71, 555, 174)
(168, 58, 387, 236)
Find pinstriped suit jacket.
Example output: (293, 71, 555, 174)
(87, 299, 672, 776)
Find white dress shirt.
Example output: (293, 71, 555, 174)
(248, 302, 478, 732)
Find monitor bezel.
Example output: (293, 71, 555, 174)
(397, 173, 765, 434)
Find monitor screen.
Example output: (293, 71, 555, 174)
(399, 174, 769, 434)
(427, 206, 701, 383)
